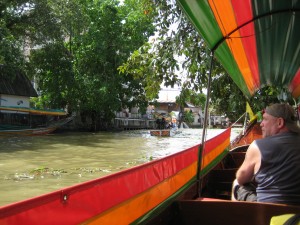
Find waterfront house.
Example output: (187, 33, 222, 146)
(0, 71, 37, 109)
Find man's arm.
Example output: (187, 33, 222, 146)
(236, 142, 261, 185)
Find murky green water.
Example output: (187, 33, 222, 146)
(0, 128, 242, 206)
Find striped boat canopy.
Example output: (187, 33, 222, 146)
(177, 0, 300, 99)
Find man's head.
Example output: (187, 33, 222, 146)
(261, 103, 300, 137)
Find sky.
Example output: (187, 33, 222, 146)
(158, 86, 181, 102)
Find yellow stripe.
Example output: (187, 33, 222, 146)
(0, 107, 66, 116)
(202, 137, 230, 168)
(209, 0, 256, 94)
(82, 162, 197, 225)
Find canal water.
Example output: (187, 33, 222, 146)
(0, 128, 242, 207)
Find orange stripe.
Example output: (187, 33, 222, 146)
(202, 136, 230, 168)
(292, 85, 300, 99)
(82, 162, 197, 225)
(208, 0, 256, 94)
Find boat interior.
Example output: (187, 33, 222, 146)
(145, 144, 300, 225)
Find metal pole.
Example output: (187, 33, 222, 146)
(197, 51, 214, 197)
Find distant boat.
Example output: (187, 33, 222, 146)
(150, 127, 178, 137)
(178, 121, 189, 128)
(0, 106, 74, 137)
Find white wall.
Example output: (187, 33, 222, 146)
(0, 94, 30, 113)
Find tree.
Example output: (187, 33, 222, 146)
(28, 42, 75, 110)
(118, 8, 212, 98)
(0, 0, 61, 78)
(183, 110, 194, 124)
(174, 88, 205, 127)
(119, 1, 231, 113)
(28, 0, 155, 130)
(1, 0, 156, 130)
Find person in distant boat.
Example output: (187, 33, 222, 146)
(232, 103, 300, 205)
(166, 121, 174, 129)
(161, 117, 166, 129)
(156, 118, 161, 129)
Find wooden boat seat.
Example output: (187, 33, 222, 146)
(204, 169, 237, 199)
(202, 149, 246, 199)
(175, 198, 300, 225)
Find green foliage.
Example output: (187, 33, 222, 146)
(28, 42, 75, 109)
(210, 73, 296, 121)
(0, 13, 22, 76)
(190, 92, 206, 108)
(210, 72, 246, 121)
(249, 86, 296, 113)
(183, 110, 194, 124)
(175, 89, 206, 108)
(119, 0, 218, 96)
(62, 0, 154, 125)
(1, 0, 155, 130)
(0, 0, 63, 79)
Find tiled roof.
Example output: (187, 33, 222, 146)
(0, 69, 38, 97)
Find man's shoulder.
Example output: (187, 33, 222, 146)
(256, 132, 300, 149)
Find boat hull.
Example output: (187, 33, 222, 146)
(0, 116, 74, 137)
(0, 126, 58, 137)
(150, 129, 177, 137)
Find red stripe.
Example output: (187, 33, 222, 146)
(231, 0, 260, 90)
(203, 128, 231, 155)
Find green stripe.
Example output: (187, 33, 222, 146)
(214, 44, 251, 97)
(131, 147, 230, 224)
(177, 0, 221, 48)
(200, 147, 229, 177)
(131, 176, 197, 225)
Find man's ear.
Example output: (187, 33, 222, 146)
(277, 117, 285, 128)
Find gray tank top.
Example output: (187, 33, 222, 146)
(255, 132, 300, 205)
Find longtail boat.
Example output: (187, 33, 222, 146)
(0, 0, 300, 224)
(0, 106, 74, 137)
(150, 128, 178, 137)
